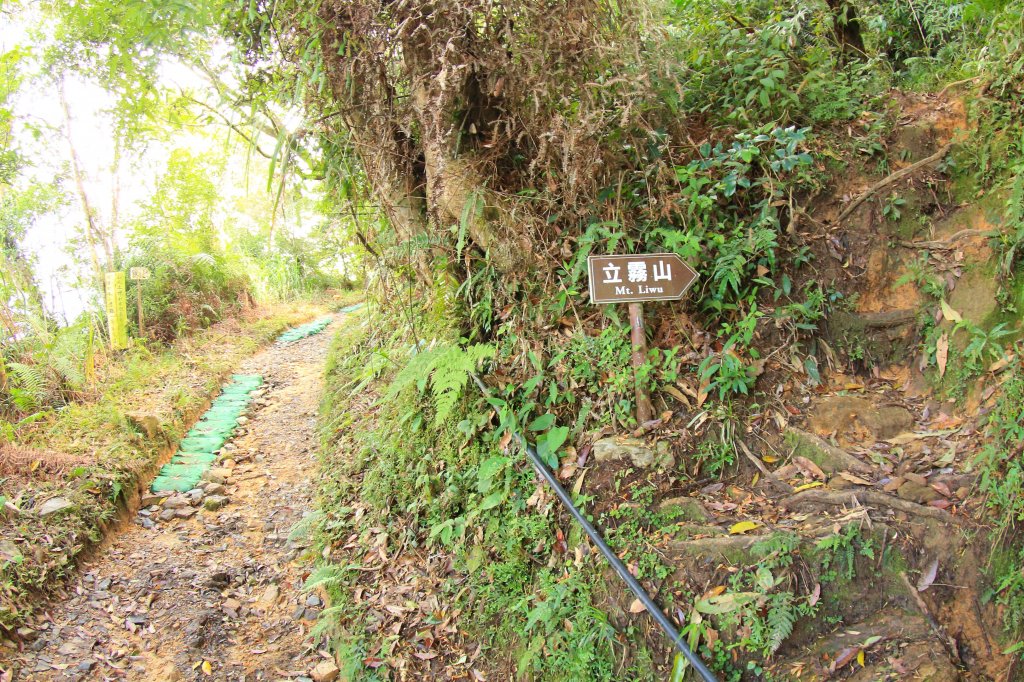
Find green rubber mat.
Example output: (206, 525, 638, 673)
(277, 317, 333, 344)
(151, 374, 263, 494)
(178, 435, 226, 453)
(159, 463, 208, 478)
(172, 452, 219, 465)
(150, 475, 198, 493)
(338, 303, 364, 313)
(187, 425, 235, 439)
(203, 406, 244, 421)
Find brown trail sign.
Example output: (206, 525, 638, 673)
(586, 253, 699, 424)
(587, 253, 698, 304)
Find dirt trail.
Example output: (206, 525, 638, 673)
(5, 316, 339, 681)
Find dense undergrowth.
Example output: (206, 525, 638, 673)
(0, 300, 329, 630)
(314, 302, 923, 680)
(315, 309, 664, 680)
(301, 0, 1024, 677)
(7, 0, 1024, 674)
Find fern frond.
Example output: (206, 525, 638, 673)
(387, 342, 495, 425)
(288, 510, 324, 543)
(303, 565, 349, 591)
(8, 362, 47, 405)
(766, 596, 798, 655)
(50, 351, 84, 391)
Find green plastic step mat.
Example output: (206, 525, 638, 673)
(221, 382, 261, 395)
(211, 391, 251, 401)
(151, 474, 202, 493)
(208, 401, 247, 412)
(277, 317, 333, 344)
(194, 413, 241, 424)
(159, 463, 208, 478)
(178, 436, 226, 453)
(191, 421, 238, 435)
(187, 425, 235, 439)
(211, 394, 251, 404)
(203, 407, 244, 421)
(172, 452, 219, 465)
(338, 303, 364, 313)
(206, 401, 246, 413)
(197, 415, 242, 426)
(151, 373, 263, 495)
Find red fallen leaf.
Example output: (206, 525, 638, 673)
(936, 332, 949, 377)
(784, 403, 801, 416)
(793, 456, 826, 480)
(929, 499, 951, 510)
(554, 528, 568, 554)
(833, 646, 860, 670)
(413, 652, 438, 660)
(930, 481, 952, 497)
(808, 582, 821, 607)
(363, 657, 385, 668)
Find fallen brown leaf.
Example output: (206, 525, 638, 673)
(916, 557, 939, 592)
(936, 333, 949, 377)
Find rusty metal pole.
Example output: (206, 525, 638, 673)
(628, 302, 654, 424)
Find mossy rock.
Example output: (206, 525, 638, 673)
(657, 497, 713, 523)
(784, 428, 873, 475)
(827, 308, 918, 368)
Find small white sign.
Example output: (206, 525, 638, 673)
(129, 267, 151, 281)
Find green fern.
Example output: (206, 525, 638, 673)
(7, 362, 46, 408)
(288, 510, 324, 543)
(765, 594, 798, 655)
(387, 342, 495, 425)
(303, 565, 348, 591)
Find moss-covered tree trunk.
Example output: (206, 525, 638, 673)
(313, 0, 647, 287)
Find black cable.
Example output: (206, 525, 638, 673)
(470, 373, 719, 682)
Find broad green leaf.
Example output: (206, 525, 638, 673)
(528, 413, 555, 431)
(695, 592, 760, 615)
(478, 490, 505, 511)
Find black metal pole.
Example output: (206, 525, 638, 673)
(471, 374, 718, 682)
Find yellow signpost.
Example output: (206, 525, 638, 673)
(104, 271, 128, 350)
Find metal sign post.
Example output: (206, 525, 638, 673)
(587, 253, 698, 424)
(129, 267, 151, 338)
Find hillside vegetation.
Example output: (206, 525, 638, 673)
(4, 0, 1024, 679)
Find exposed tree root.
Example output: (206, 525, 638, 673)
(835, 143, 953, 224)
(781, 488, 954, 522)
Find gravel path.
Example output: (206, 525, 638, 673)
(6, 315, 339, 681)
